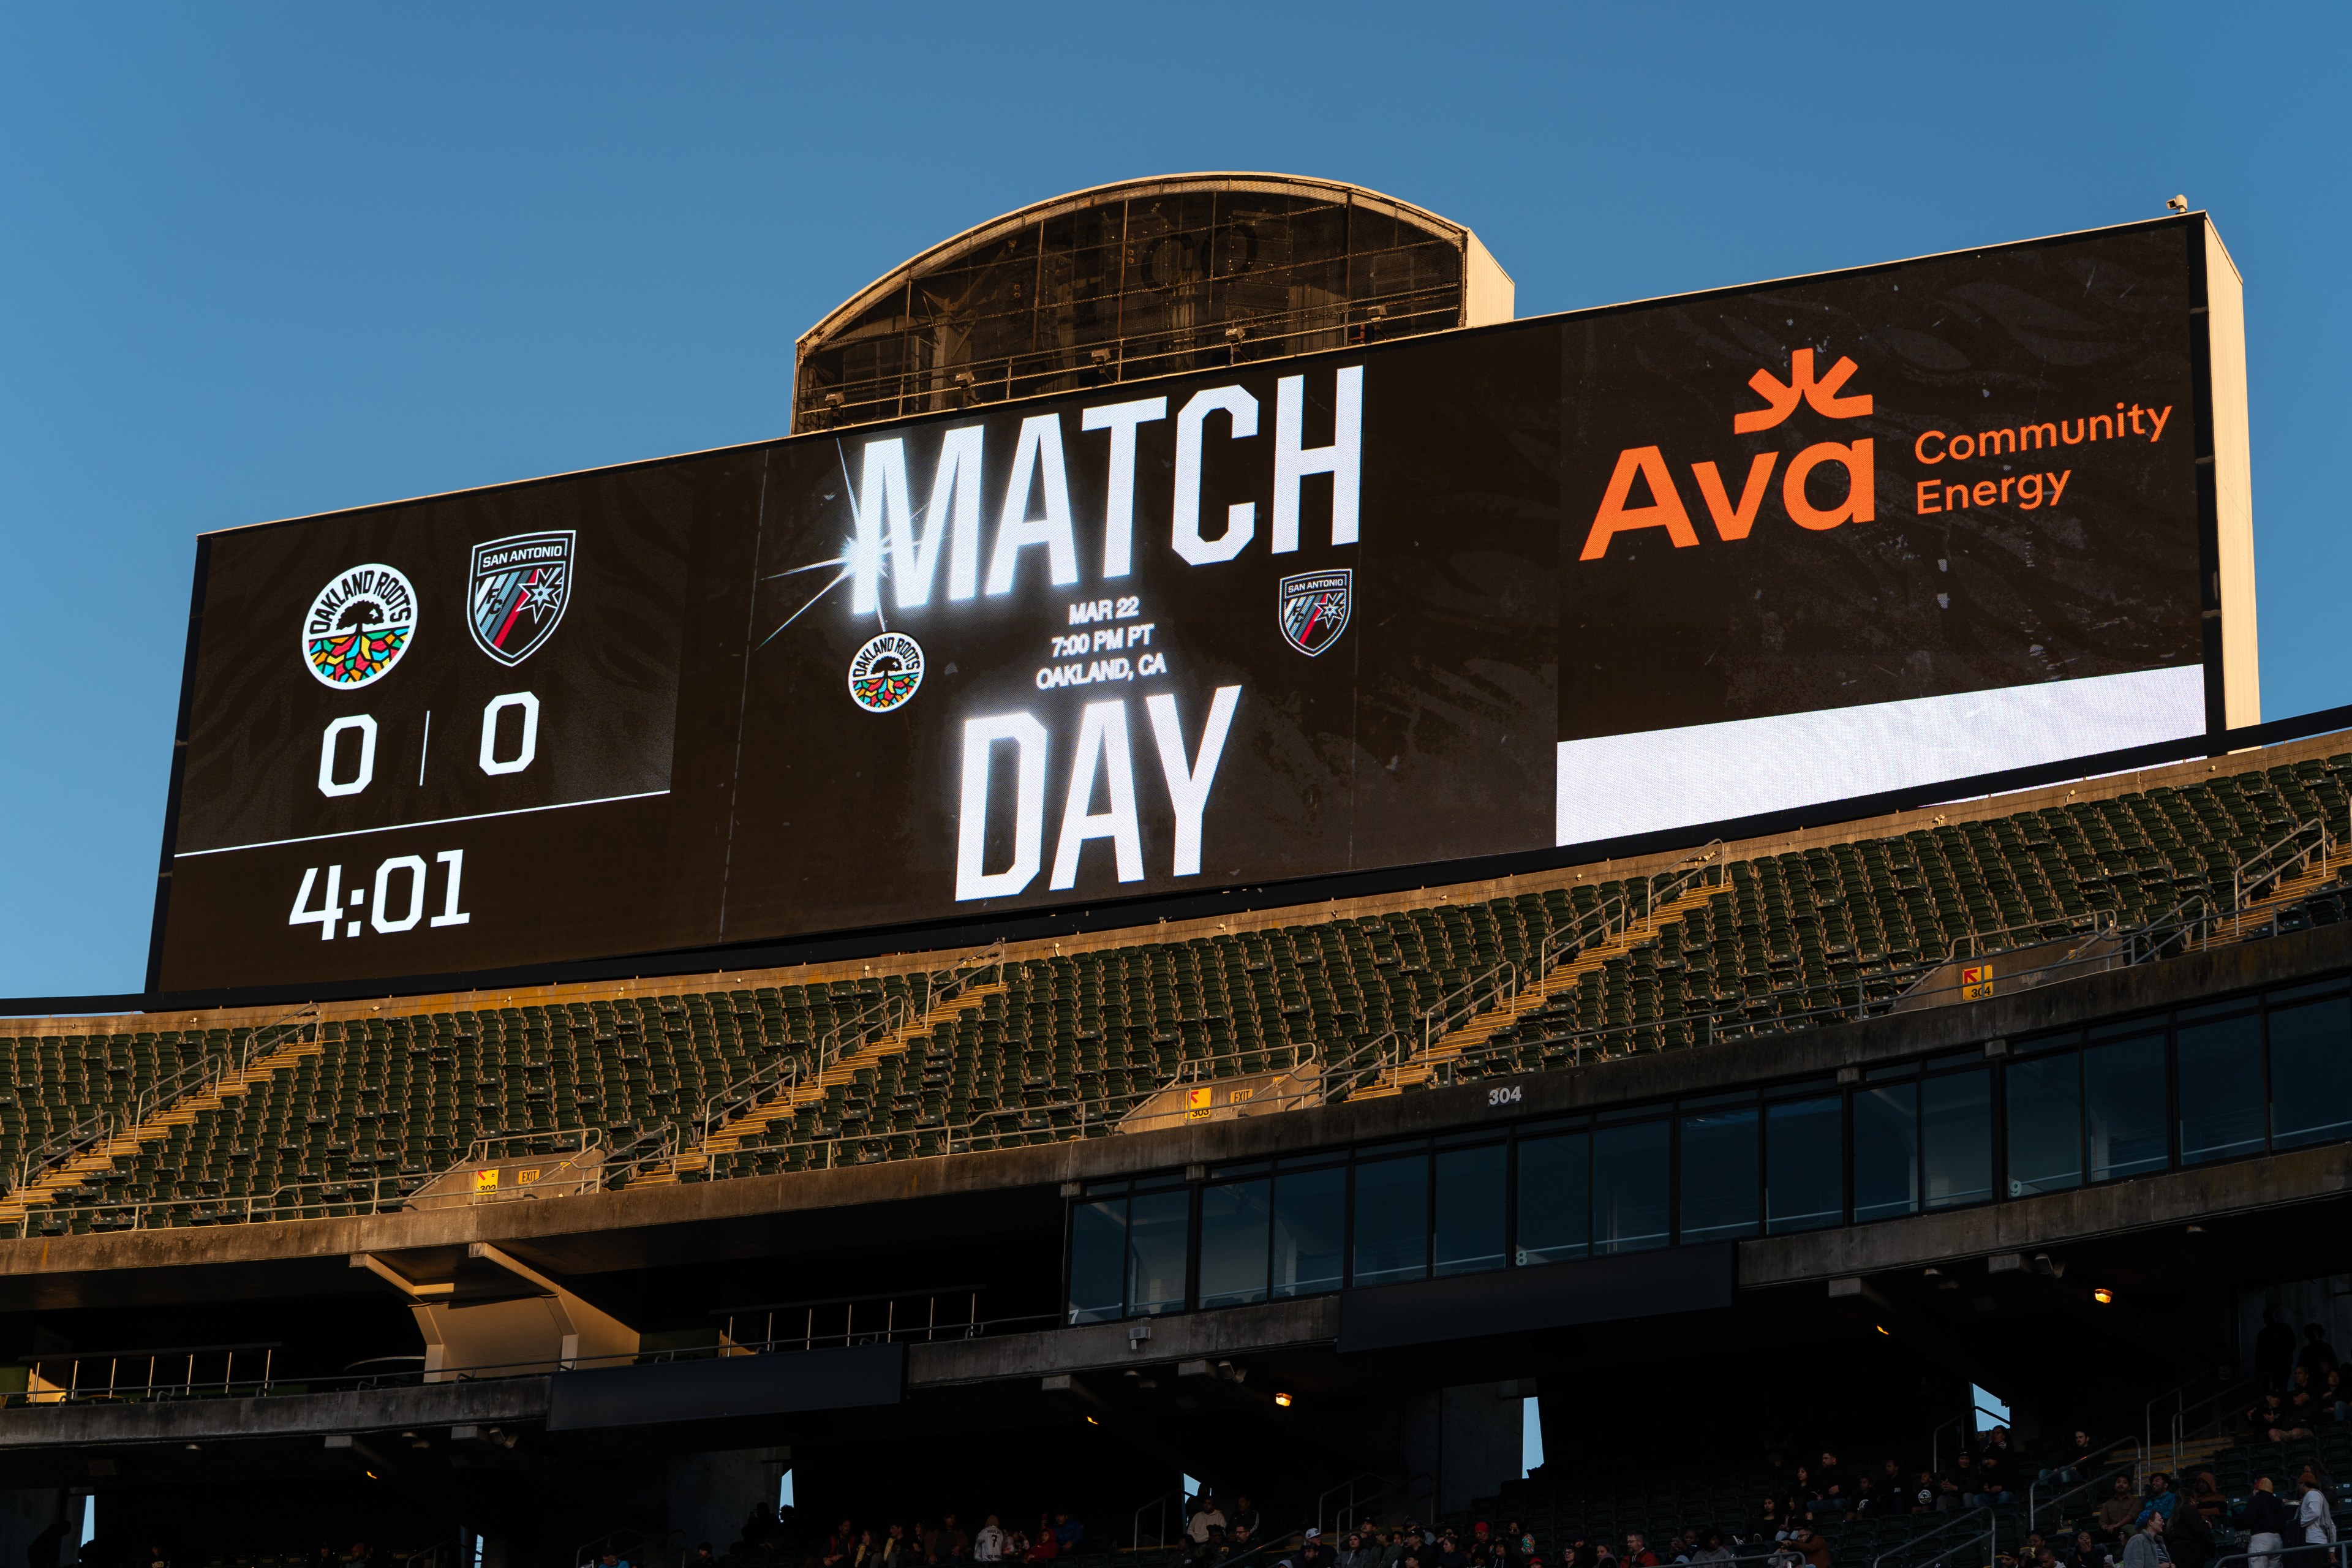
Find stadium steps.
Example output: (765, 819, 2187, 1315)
(2205, 840, 2352, 945)
(1349, 881, 1728, 1099)
(644, 978, 1008, 1182)
(0, 1011, 322, 1227)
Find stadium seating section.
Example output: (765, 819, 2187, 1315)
(4, 751, 2351, 1236)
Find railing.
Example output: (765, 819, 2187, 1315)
(4, 1003, 318, 1198)
(1132, 1491, 1189, 1551)
(1315, 1471, 1431, 1537)
(714, 1287, 1040, 1353)
(2234, 816, 2335, 912)
(2027, 1439, 2142, 1532)
(4, 1308, 1063, 1412)
(684, 949, 1005, 1153)
(575, 1529, 649, 1568)
(2168, 1374, 2264, 1475)
(1928, 1405, 2013, 1475)
(20, 1341, 278, 1405)
(1872, 1506, 1993, 1568)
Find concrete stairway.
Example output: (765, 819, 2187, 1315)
(1349, 881, 1729, 1099)
(0, 1011, 323, 1227)
(2206, 841, 2352, 945)
(641, 978, 1008, 1184)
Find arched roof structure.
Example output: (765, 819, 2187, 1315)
(791, 173, 1512, 432)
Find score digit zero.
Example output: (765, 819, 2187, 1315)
(316, 692, 541, 797)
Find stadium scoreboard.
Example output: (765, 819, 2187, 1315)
(153, 214, 2255, 991)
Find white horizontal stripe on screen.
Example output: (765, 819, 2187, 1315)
(174, 790, 672, 858)
(1555, 665, 2206, 847)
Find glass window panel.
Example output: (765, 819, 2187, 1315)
(1272, 1167, 1345, 1298)
(1516, 1132, 1591, 1265)
(2084, 1031, 2169, 1180)
(2005, 1052, 2082, 1197)
(1922, 1069, 1993, 1210)
(1068, 1199, 1126, 1324)
(1353, 1155, 1430, 1286)
(2178, 1014, 2266, 1164)
(1125, 1189, 1191, 1317)
(1593, 1121, 1670, 1254)
(1766, 1096, 1844, 1234)
(1679, 1106, 1760, 1242)
(1854, 1084, 1920, 1222)
(1433, 1144, 1507, 1277)
(1197, 1179, 1272, 1309)
(2271, 994, 2352, 1150)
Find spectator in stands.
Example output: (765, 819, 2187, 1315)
(973, 1517, 1007, 1565)
(826, 1521, 858, 1568)
(1979, 1452, 2016, 1509)
(1056, 1515, 1084, 1556)
(1373, 1531, 1404, 1568)
(2187, 1472, 2226, 1528)
(1230, 1500, 1263, 1541)
(2044, 1432, 2100, 1487)
(1851, 1475, 1883, 1517)
(2136, 1474, 2180, 1528)
(2099, 1477, 2143, 1537)
(1786, 1528, 1831, 1568)
(1300, 1530, 1332, 1568)
(1910, 1474, 1938, 1515)
(1951, 1452, 1985, 1507)
(2324, 1368, 2352, 1424)
(1191, 1496, 1229, 1545)
(1815, 1453, 1849, 1515)
(2260, 1310, 2299, 1394)
(2235, 1477, 2296, 1568)
(2294, 1469, 2338, 1568)
(1689, 1532, 1733, 1567)
(2300, 1324, 2340, 1385)
(2289, 1366, 2328, 1431)
(2249, 1392, 2315, 1443)
(686, 1545, 716, 1568)
(941, 1515, 972, 1566)
(2069, 1529, 2115, 1568)
(2118, 1515, 2169, 1568)
(2165, 1480, 2215, 1568)
(1622, 1534, 1657, 1568)
(1339, 1532, 1371, 1568)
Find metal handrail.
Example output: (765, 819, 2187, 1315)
(1872, 1507, 1993, 1568)
(5, 1003, 318, 1197)
(1133, 1490, 1189, 1551)
(2028, 1442, 2143, 1532)
(686, 949, 1004, 1153)
(2233, 816, 2334, 911)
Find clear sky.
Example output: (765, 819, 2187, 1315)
(2, 2, 2346, 998)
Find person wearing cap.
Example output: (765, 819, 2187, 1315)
(2238, 1477, 2296, 1568)
(1300, 1530, 1330, 1568)
(2119, 1513, 2170, 1568)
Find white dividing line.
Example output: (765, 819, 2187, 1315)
(174, 790, 672, 858)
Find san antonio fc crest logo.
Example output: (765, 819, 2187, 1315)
(301, 564, 418, 689)
(469, 530, 573, 666)
(848, 632, 924, 714)
(1278, 569, 1352, 657)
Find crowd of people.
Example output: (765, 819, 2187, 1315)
(806, 1511, 1089, 1568)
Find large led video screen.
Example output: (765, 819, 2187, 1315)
(152, 215, 2239, 991)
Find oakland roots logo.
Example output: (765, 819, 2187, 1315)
(1278, 569, 1352, 656)
(301, 564, 418, 689)
(468, 530, 573, 666)
(848, 632, 925, 713)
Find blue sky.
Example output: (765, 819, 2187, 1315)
(2, 3, 2346, 997)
